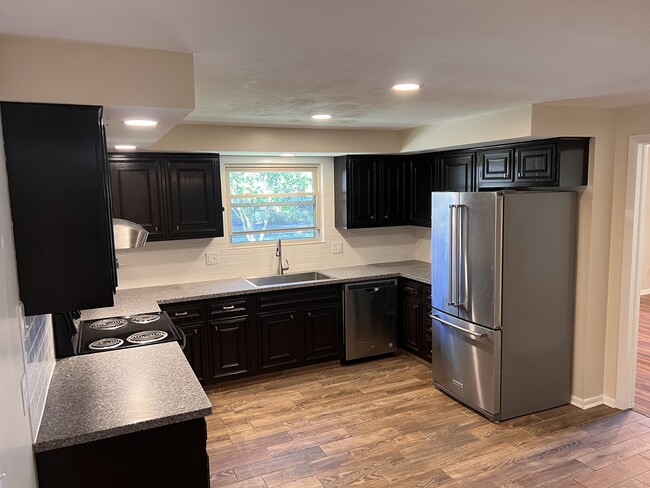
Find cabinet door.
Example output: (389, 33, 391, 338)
(347, 157, 379, 227)
(208, 316, 254, 381)
(179, 323, 208, 383)
(409, 156, 435, 226)
(109, 157, 166, 239)
(380, 158, 406, 226)
(402, 297, 421, 354)
(440, 152, 476, 192)
(514, 144, 556, 185)
(259, 310, 300, 371)
(165, 156, 223, 238)
(1, 103, 116, 315)
(302, 303, 340, 364)
(477, 147, 514, 188)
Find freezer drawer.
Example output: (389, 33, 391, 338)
(344, 280, 397, 361)
(431, 311, 501, 416)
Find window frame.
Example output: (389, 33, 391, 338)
(224, 163, 322, 246)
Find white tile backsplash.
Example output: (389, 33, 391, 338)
(116, 157, 421, 289)
(22, 312, 55, 441)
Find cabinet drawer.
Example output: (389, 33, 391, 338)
(160, 302, 204, 324)
(402, 280, 422, 297)
(207, 296, 251, 318)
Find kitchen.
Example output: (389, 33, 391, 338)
(3, 2, 650, 487)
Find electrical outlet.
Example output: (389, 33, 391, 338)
(332, 242, 343, 254)
(205, 251, 220, 265)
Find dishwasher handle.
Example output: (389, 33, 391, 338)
(345, 279, 397, 292)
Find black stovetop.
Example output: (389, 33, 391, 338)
(76, 311, 182, 354)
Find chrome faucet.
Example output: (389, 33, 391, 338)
(276, 239, 290, 275)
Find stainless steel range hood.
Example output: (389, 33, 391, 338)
(113, 219, 149, 249)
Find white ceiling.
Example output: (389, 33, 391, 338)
(3, 0, 650, 129)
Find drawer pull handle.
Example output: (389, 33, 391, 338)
(307, 312, 312, 317)
(406, 286, 414, 292)
(290, 315, 294, 320)
(223, 305, 235, 310)
(175, 312, 188, 316)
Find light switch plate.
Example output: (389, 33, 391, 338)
(205, 251, 220, 265)
(332, 242, 343, 254)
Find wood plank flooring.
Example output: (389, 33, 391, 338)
(636, 295, 650, 416)
(206, 354, 650, 487)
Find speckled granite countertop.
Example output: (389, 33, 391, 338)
(81, 260, 432, 320)
(34, 342, 212, 453)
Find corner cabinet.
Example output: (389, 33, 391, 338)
(109, 152, 223, 241)
(334, 155, 406, 228)
(1, 102, 116, 315)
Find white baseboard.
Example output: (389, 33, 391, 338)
(641, 288, 650, 295)
(570, 394, 615, 409)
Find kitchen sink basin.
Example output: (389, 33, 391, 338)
(244, 271, 334, 287)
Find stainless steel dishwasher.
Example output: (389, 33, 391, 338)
(344, 279, 398, 361)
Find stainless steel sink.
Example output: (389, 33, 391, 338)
(244, 271, 334, 287)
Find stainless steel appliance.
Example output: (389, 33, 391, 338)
(430, 191, 576, 421)
(344, 279, 397, 361)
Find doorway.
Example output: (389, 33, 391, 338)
(616, 137, 650, 410)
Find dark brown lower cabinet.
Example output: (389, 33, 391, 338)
(179, 322, 208, 383)
(302, 303, 340, 364)
(209, 315, 255, 380)
(36, 418, 209, 488)
(258, 310, 300, 371)
(402, 297, 421, 354)
(399, 279, 433, 363)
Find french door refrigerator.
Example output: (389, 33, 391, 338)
(430, 191, 576, 421)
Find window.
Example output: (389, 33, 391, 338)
(225, 164, 320, 244)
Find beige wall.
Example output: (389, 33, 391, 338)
(0, 35, 194, 109)
(602, 103, 650, 399)
(151, 123, 406, 155)
(531, 105, 617, 405)
(401, 105, 534, 153)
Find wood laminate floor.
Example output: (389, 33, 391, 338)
(636, 295, 650, 417)
(206, 355, 650, 487)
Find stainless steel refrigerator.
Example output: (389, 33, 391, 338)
(430, 191, 576, 421)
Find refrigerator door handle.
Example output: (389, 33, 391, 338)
(432, 315, 488, 339)
(448, 204, 456, 306)
(456, 204, 463, 308)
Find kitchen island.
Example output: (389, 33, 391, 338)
(34, 342, 212, 487)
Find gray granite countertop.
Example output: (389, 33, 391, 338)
(34, 342, 212, 453)
(81, 260, 431, 320)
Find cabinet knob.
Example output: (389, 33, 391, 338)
(194, 328, 199, 334)
(384, 215, 388, 219)
(504, 174, 509, 178)
(517, 172, 522, 178)
(154, 226, 158, 232)
(176, 225, 180, 231)
(370, 215, 375, 220)
(290, 314, 294, 320)
(307, 312, 312, 317)
(214, 326, 218, 331)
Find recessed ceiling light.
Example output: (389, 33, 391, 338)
(114, 145, 137, 150)
(392, 83, 421, 92)
(124, 119, 158, 127)
(280, 153, 295, 157)
(311, 114, 332, 120)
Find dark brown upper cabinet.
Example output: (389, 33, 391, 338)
(110, 156, 165, 239)
(439, 151, 476, 192)
(408, 154, 436, 227)
(477, 146, 515, 188)
(334, 155, 406, 228)
(109, 152, 223, 241)
(514, 143, 556, 185)
(1, 102, 117, 315)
